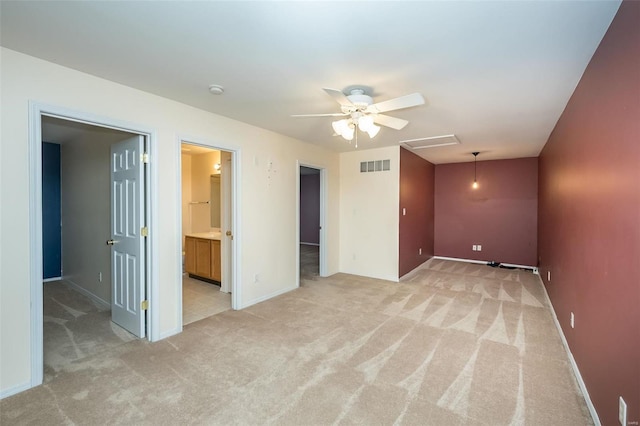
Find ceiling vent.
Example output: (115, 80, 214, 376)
(400, 134, 460, 149)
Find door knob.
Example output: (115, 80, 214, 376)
(106, 239, 116, 245)
(225, 230, 233, 240)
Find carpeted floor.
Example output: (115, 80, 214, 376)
(1, 259, 591, 425)
(42, 281, 136, 381)
(300, 243, 320, 280)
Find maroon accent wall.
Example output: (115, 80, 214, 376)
(399, 147, 435, 277)
(300, 172, 320, 244)
(435, 158, 538, 266)
(538, 2, 639, 424)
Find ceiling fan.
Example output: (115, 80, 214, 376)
(292, 88, 425, 147)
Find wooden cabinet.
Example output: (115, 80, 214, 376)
(185, 236, 221, 283)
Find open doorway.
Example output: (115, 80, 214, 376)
(299, 166, 322, 282)
(39, 116, 147, 379)
(180, 142, 233, 325)
(29, 103, 157, 390)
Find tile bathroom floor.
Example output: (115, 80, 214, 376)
(182, 274, 231, 325)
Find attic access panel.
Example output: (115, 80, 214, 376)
(400, 134, 460, 149)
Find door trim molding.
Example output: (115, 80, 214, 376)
(175, 135, 242, 333)
(27, 101, 159, 390)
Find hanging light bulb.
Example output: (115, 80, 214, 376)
(332, 119, 349, 136)
(333, 116, 379, 142)
(472, 152, 479, 189)
(358, 115, 374, 132)
(367, 124, 380, 138)
(343, 124, 355, 140)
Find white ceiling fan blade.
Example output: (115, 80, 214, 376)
(372, 114, 408, 130)
(323, 88, 353, 107)
(366, 93, 425, 113)
(291, 112, 348, 117)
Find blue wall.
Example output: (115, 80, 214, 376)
(42, 142, 61, 279)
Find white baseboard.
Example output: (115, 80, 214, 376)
(241, 285, 297, 309)
(500, 262, 537, 271)
(433, 256, 487, 265)
(0, 380, 32, 400)
(64, 279, 110, 310)
(434, 256, 537, 271)
(537, 275, 601, 425)
(158, 327, 182, 341)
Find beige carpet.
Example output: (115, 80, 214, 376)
(300, 243, 320, 280)
(1, 259, 591, 425)
(42, 281, 136, 380)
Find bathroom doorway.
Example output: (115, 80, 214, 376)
(180, 142, 234, 325)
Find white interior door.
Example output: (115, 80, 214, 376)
(110, 135, 146, 337)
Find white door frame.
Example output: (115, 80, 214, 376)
(296, 161, 328, 287)
(175, 136, 242, 330)
(28, 101, 159, 389)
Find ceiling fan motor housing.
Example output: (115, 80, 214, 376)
(345, 88, 373, 111)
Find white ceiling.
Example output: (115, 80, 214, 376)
(41, 116, 134, 144)
(1, 1, 620, 164)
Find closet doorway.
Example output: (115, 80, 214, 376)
(297, 163, 326, 285)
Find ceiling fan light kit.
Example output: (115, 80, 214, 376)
(293, 87, 425, 147)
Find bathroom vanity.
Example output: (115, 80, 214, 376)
(185, 232, 221, 284)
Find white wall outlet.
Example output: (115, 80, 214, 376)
(254, 273, 259, 283)
(547, 271, 551, 282)
(472, 245, 477, 251)
(619, 396, 627, 425)
(419, 248, 422, 255)
(99, 272, 103, 282)
(402, 208, 406, 216)
(570, 312, 575, 329)
(477, 245, 482, 251)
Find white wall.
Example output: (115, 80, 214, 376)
(339, 146, 400, 281)
(60, 129, 133, 305)
(0, 47, 341, 396)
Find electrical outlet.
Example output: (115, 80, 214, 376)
(477, 245, 482, 251)
(254, 273, 260, 283)
(619, 396, 627, 425)
(419, 248, 422, 255)
(99, 272, 102, 282)
(548, 271, 551, 282)
(402, 208, 406, 216)
(570, 312, 575, 329)
(472, 245, 477, 251)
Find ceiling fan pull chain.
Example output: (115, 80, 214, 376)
(355, 124, 358, 148)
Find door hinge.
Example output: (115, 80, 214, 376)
(141, 226, 149, 237)
(142, 152, 149, 164)
(141, 300, 149, 310)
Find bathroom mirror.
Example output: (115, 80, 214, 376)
(210, 174, 221, 228)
